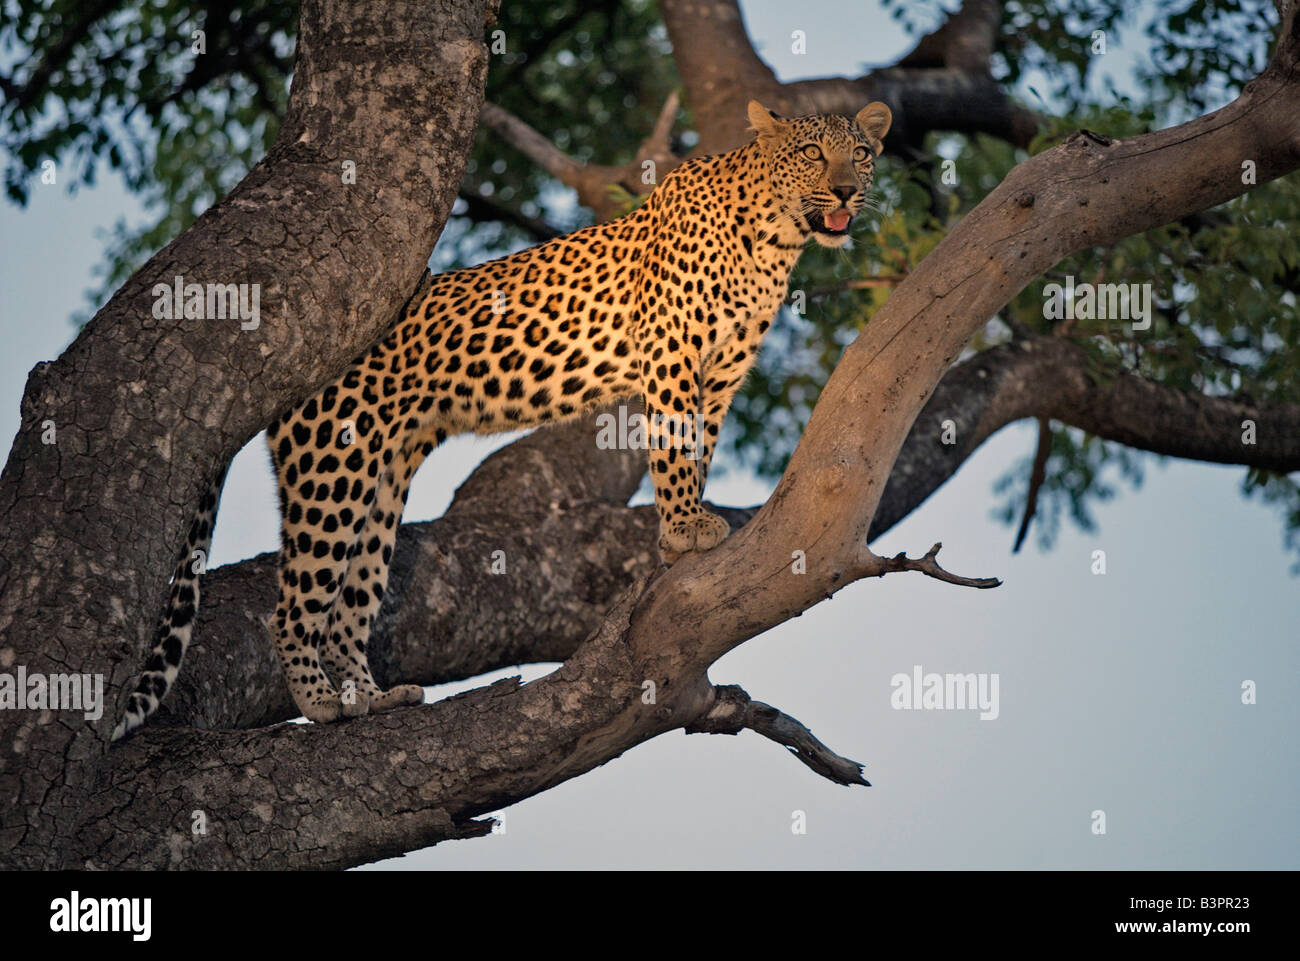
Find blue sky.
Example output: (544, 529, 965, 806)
(1, 0, 1296, 869)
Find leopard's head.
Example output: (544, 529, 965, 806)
(748, 100, 892, 248)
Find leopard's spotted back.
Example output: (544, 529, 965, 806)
(113, 100, 892, 736)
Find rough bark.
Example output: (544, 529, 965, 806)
(0, 0, 497, 868)
(59, 4, 1300, 869)
(152, 409, 651, 732)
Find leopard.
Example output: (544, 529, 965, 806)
(111, 99, 892, 738)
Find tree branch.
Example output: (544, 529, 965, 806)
(658, 0, 1040, 153)
(685, 685, 870, 787)
(144, 332, 1300, 737)
(865, 542, 1002, 589)
(114, 308, 1300, 755)
(1013, 417, 1052, 552)
(480, 93, 682, 219)
(898, 0, 1001, 70)
(151, 408, 651, 732)
(629, 0, 1300, 672)
(872, 334, 1300, 543)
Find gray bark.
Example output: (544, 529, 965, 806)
(0, 0, 498, 868)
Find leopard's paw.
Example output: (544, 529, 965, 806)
(370, 684, 425, 714)
(659, 511, 731, 564)
(339, 684, 372, 718)
(300, 692, 345, 724)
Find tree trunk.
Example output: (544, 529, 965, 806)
(0, 0, 497, 868)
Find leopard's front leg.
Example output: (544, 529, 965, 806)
(640, 343, 730, 563)
(694, 341, 757, 493)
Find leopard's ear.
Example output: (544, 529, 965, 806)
(855, 101, 892, 149)
(747, 100, 788, 141)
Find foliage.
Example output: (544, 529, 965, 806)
(1, 0, 295, 312)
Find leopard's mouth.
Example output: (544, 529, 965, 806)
(807, 207, 854, 247)
(808, 207, 853, 237)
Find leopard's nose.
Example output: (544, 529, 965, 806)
(830, 185, 857, 203)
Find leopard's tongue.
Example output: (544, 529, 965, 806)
(825, 209, 851, 231)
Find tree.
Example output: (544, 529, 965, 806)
(1, 0, 1297, 868)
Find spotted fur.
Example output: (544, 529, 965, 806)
(114, 100, 892, 734)
(112, 470, 226, 739)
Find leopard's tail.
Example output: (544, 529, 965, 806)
(111, 467, 228, 740)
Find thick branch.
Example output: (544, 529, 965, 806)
(117, 308, 1300, 752)
(628, 2, 1300, 672)
(658, 0, 1039, 153)
(145, 332, 1300, 735)
(153, 409, 650, 731)
(898, 0, 1000, 70)
(76, 575, 706, 869)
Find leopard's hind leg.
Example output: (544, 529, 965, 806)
(267, 396, 394, 723)
(319, 431, 441, 714)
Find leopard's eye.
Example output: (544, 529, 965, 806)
(853, 145, 871, 162)
(800, 144, 823, 161)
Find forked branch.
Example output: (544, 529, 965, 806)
(864, 542, 1003, 589)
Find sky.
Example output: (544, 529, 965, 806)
(0, 0, 1296, 870)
